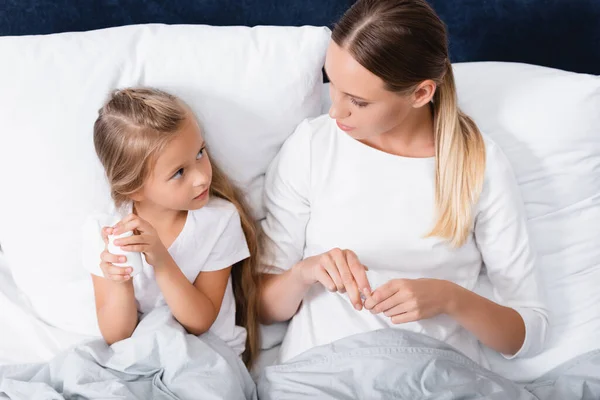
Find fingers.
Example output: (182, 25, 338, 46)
(100, 262, 132, 282)
(364, 281, 399, 310)
(101, 227, 112, 244)
(315, 265, 337, 292)
(391, 311, 421, 325)
(119, 244, 147, 253)
(320, 253, 345, 292)
(330, 248, 362, 310)
(345, 250, 371, 294)
(101, 249, 126, 264)
(112, 234, 147, 247)
(105, 264, 133, 277)
(382, 300, 416, 317)
(113, 214, 150, 235)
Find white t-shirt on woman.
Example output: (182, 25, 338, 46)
(261, 115, 548, 365)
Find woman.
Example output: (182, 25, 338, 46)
(259, 0, 547, 366)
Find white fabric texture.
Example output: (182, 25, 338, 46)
(452, 62, 600, 381)
(0, 24, 330, 334)
(82, 197, 249, 355)
(0, 253, 94, 365)
(317, 62, 600, 381)
(261, 115, 548, 365)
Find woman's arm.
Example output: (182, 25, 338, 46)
(469, 142, 548, 358)
(448, 284, 526, 355)
(364, 277, 526, 355)
(261, 250, 371, 323)
(259, 121, 313, 322)
(259, 121, 370, 322)
(365, 141, 548, 357)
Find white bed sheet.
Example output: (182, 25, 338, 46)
(0, 250, 282, 378)
(0, 252, 95, 365)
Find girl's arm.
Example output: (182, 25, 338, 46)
(91, 233, 139, 345)
(91, 274, 138, 345)
(154, 256, 231, 335)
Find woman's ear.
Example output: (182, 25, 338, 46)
(412, 79, 437, 108)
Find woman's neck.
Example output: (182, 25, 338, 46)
(363, 104, 435, 158)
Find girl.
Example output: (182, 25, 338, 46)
(87, 88, 260, 367)
(259, 0, 548, 366)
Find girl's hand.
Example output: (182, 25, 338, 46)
(98, 227, 133, 282)
(111, 214, 170, 268)
(295, 248, 371, 311)
(363, 278, 458, 324)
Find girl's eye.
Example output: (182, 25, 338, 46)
(196, 147, 206, 160)
(172, 168, 184, 179)
(351, 98, 368, 108)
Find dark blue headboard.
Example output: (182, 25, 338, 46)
(2, 0, 599, 75)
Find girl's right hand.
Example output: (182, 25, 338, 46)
(295, 248, 371, 311)
(98, 227, 134, 282)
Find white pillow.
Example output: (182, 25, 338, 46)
(0, 24, 330, 334)
(321, 62, 600, 380)
(452, 62, 600, 381)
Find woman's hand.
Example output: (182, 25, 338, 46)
(111, 214, 170, 268)
(363, 278, 457, 323)
(98, 226, 133, 282)
(294, 248, 371, 311)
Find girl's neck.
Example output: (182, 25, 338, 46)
(133, 201, 187, 239)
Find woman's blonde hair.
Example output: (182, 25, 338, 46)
(333, 0, 486, 247)
(93, 88, 261, 366)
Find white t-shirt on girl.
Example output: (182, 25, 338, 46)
(82, 196, 249, 356)
(261, 115, 548, 365)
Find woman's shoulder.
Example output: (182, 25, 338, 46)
(282, 114, 336, 150)
(481, 134, 515, 180)
(478, 134, 523, 204)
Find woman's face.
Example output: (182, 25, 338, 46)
(325, 41, 428, 141)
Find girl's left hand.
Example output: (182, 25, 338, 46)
(111, 214, 170, 268)
(363, 278, 458, 324)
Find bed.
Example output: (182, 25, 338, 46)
(0, 1, 599, 399)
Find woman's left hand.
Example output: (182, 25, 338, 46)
(363, 278, 458, 324)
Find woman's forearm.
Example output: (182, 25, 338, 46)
(448, 284, 525, 356)
(259, 264, 312, 324)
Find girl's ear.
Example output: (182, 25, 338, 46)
(129, 189, 145, 202)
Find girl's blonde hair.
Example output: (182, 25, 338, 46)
(93, 88, 261, 367)
(333, 0, 486, 247)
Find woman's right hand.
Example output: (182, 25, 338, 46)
(99, 227, 133, 282)
(294, 248, 371, 311)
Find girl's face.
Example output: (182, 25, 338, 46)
(134, 115, 212, 211)
(325, 41, 433, 141)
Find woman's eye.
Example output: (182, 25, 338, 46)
(351, 98, 368, 108)
(196, 147, 206, 160)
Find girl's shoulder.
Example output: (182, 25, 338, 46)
(189, 196, 238, 224)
